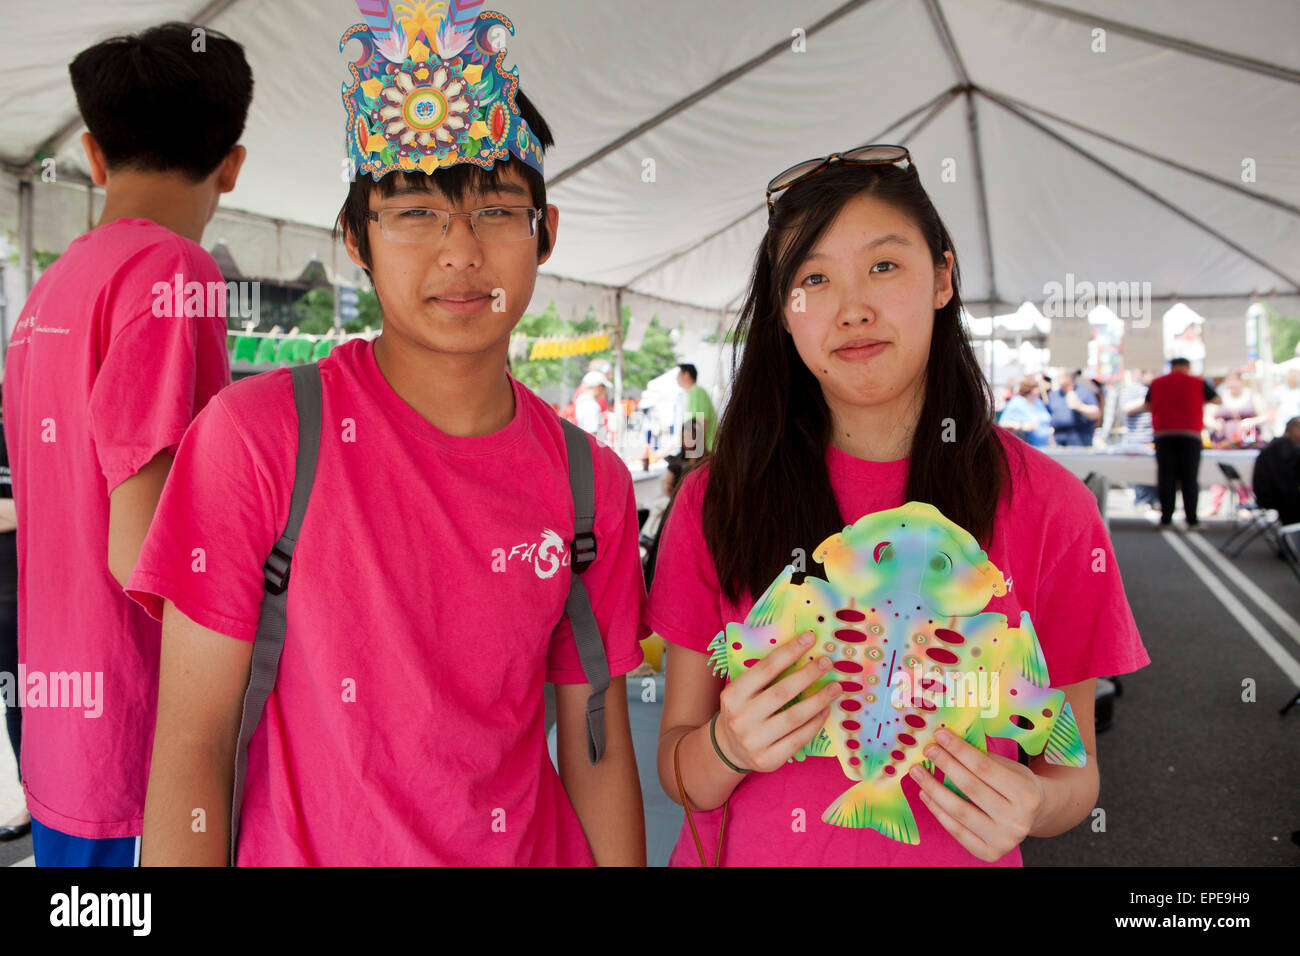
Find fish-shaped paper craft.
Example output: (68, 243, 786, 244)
(707, 501, 1086, 845)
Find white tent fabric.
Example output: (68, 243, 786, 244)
(1, 0, 1297, 331)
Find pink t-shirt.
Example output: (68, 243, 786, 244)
(2, 218, 231, 838)
(648, 427, 1149, 866)
(126, 338, 648, 865)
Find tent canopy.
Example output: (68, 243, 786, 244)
(2, 0, 1298, 341)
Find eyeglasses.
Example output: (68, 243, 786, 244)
(366, 204, 542, 243)
(765, 144, 912, 214)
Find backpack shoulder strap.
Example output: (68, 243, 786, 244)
(229, 362, 322, 865)
(559, 419, 611, 765)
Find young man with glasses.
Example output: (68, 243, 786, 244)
(127, 4, 648, 865)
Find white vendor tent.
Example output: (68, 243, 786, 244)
(1, 0, 1298, 361)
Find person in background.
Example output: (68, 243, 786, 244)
(1252, 417, 1300, 527)
(992, 384, 1011, 416)
(1132, 358, 1220, 529)
(576, 371, 611, 443)
(1204, 371, 1265, 516)
(1087, 373, 1107, 444)
(997, 378, 1052, 447)
(1046, 370, 1100, 446)
(678, 363, 717, 456)
(0, 405, 26, 842)
(1209, 372, 1264, 447)
(2, 22, 250, 867)
(1121, 368, 1159, 508)
(1270, 370, 1300, 440)
(632, 453, 691, 679)
(641, 453, 688, 592)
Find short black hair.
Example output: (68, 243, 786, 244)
(678, 363, 698, 382)
(1171, 357, 1191, 368)
(336, 89, 554, 284)
(69, 22, 253, 181)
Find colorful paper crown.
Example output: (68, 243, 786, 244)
(341, 1, 544, 181)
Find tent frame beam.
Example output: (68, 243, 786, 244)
(981, 88, 1300, 293)
(1000, 0, 1300, 86)
(547, 0, 879, 187)
(984, 88, 1300, 218)
(621, 84, 964, 290)
(924, 0, 1000, 305)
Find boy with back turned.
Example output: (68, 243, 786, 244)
(3, 23, 251, 865)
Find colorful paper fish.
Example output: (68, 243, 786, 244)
(707, 501, 1087, 845)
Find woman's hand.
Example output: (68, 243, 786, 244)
(714, 630, 842, 773)
(909, 728, 1045, 862)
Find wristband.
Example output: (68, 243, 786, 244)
(710, 711, 752, 774)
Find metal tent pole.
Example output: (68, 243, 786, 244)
(613, 288, 625, 456)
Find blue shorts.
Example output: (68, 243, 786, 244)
(31, 818, 140, 867)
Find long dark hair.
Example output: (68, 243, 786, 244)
(702, 161, 1012, 604)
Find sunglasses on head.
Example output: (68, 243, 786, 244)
(765, 144, 912, 214)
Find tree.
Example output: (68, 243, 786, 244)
(288, 286, 384, 335)
(510, 301, 585, 393)
(344, 288, 382, 333)
(1268, 306, 1300, 363)
(292, 287, 335, 334)
(508, 304, 680, 396)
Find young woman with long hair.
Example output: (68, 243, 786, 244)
(648, 148, 1149, 866)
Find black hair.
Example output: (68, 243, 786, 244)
(702, 161, 1012, 604)
(678, 363, 698, 382)
(69, 22, 253, 181)
(1171, 357, 1191, 368)
(336, 89, 554, 284)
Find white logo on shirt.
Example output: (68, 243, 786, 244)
(506, 528, 571, 579)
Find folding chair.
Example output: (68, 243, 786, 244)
(1218, 462, 1280, 558)
(1276, 523, 1300, 717)
(1081, 471, 1109, 535)
(1276, 522, 1300, 583)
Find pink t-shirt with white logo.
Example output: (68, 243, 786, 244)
(126, 338, 648, 865)
(648, 428, 1149, 866)
(2, 218, 231, 838)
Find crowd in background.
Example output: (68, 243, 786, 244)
(992, 365, 1300, 451)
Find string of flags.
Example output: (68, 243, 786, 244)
(228, 326, 612, 365)
(518, 332, 613, 361)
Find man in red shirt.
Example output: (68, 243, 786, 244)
(1133, 358, 1220, 528)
